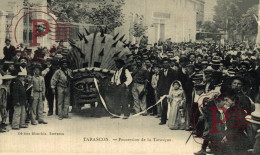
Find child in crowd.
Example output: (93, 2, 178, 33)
(167, 80, 186, 130)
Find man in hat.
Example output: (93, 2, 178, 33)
(31, 64, 47, 125)
(246, 104, 260, 155)
(201, 59, 209, 71)
(204, 66, 216, 93)
(157, 58, 178, 125)
(42, 59, 59, 116)
(13, 50, 22, 64)
(17, 58, 28, 75)
(24, 75, 33, 124)
(11, 72, 27, 129)
(131, 58, 150, 116)
(2, 61, 18, 76)
(145, 58, 157, 116)
(51, 59, 72, 120)
(191, 82, 206, 137)
(110, 59, 133, 119)
(151, 64, 160, 118)
(1, 61, 18, 124)
(229, 76, 253, 113)
(238, 61, 258, 101)
(188, 53, 196, 65)
(183, 64, 195, 130)
(3, 39, 16, 61)
(0, 74, 16, 132)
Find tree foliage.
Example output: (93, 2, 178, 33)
(85, 0, 125, 33)
(201, 21, 218, 33)
(213, 0, 243, 34)
(48, 0, 87, 23)
(129, 23, 148, 38)
(213, 0, 259, 40)
(241, 5, 258, 36)
(48, 0, 125, 33)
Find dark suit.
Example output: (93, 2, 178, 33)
(11, 79, 27, 128)
(146, 68, 156, 114)
(3, 45, 16, 61)
(157, 68, 178, 97)
(254, 132, 260, 155)
(157, 68, 178, 123)
(12, 80, 27, 106)
(12, 56, 22, 64)
(7, 80, 15, 124)
(177, 68, 194, 129)
(177, 68, 189, 88)
(44, 66, 58, 115)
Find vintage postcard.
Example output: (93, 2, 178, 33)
(1, 0, 260, 155)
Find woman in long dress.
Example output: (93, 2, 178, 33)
(167, 80, 186, 130)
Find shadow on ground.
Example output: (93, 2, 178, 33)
(72, 107, 111, 118)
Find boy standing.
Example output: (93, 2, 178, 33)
(12, 72, 27, 129)
(31, 65, 47, 125)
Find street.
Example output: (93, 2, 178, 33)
(1, 104, 202, 155)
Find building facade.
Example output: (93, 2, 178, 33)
(115, 0, 205, 44)
(0, 0, 206, 59)
(0, 0, 59, 59)
(203, 0, 217, 22)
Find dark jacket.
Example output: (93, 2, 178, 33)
(157, 68, 178, 96)
(3, 45, 16, 61)
(177, 68, 193, 104)
(44, 66, 56, 88)
(12, 79, 27, 106)
(177, 68, 189, 87)
(254, 132, 260, 155)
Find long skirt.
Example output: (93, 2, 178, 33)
(168, 101, 185, 130)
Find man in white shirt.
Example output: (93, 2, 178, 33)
(18, 58, 28, 75)
(110, 59, 133, 119)
(151, 64, 160, 118)
(13, 50, 22, 63)
(3, 39, 16, 61)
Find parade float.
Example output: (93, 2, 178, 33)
(65, 28, 133, 112)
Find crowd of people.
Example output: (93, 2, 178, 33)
(0, 39, 72, 133)
(0, 37, 260, 154)
(110, 38, 260, 154)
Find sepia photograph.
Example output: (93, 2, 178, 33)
(0, 0, 260, 155)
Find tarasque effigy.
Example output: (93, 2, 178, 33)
(65, 28, 133, 112)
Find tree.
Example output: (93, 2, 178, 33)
(129, 23, 148, 38)
(47, 0, 88, 23)
(85, 0, 125, 33)
(241, 5, 258, 36)
(213, 0, 243, 39)
(201, 21, 218, 33)
(48, 0, 126, 33)
(129, 14, 148, 45)
(213, 0, 259, 41)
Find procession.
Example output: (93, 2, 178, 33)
(1, 0, 260, 155)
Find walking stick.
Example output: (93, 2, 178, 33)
(185, 118, 203, 144)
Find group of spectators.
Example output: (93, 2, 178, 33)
(0, 37, 260, 154)
(110, 38, 260, 155)
(0, 39, 72, 133)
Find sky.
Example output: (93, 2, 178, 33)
(239, 0, 259, 13)
(0, 0, 13, 11)
(0, 0, 259, 17)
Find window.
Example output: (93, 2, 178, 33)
(153, 12, 171, 19)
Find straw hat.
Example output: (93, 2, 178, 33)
(0, 75, 16, 80)
(246, 104, 260, 125)
(18, 72, 27, 76)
